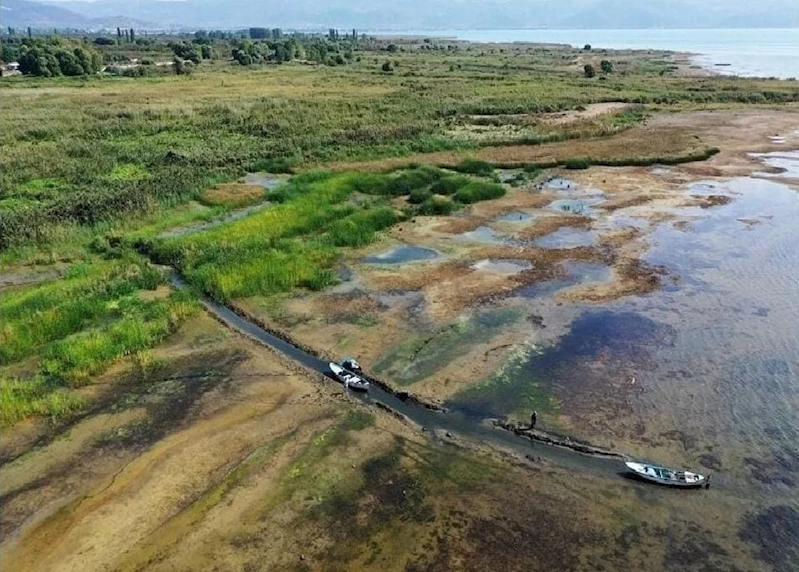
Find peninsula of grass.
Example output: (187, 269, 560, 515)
(151, 168, 502, 301)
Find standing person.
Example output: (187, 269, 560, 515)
(530, 410, 538, 429)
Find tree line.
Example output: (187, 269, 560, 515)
(3, 38, 103, 77)
(230, 37, 355, 66)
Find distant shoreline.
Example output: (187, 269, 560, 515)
(374, 28, 799, 79)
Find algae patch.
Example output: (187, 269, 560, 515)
(448, 345, 560, 419)
(373, 307, 523, 386)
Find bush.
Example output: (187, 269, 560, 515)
(454, 158, 494, 176)
(408, 188, 433, 204)
(430, 175, 470, 195)
(385, 167, 443, 196)
(327, 207, 400, 247)
(417, 196, 455, 215)
(122, 65, 153, 78)
(584, 64, 596, 78)
(564, 158, 590, 170)
(349, 172, 390, 195)
(453, 181, 506, 204)
(382, 61, 394, 72)
(250, 156, 297, 174)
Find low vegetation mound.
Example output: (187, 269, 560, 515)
(151, 169, 502, 301)
(200, 183, 266, 207)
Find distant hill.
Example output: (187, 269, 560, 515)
(1, 0, 151, 30)
(12, 0, 799, 30)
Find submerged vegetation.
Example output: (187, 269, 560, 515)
(374, 307, 523, 385)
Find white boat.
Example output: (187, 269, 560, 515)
(625, 461, 709, 488)
(329, 362, 370, 392)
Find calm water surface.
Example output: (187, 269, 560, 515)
(449, 172, 799, 493)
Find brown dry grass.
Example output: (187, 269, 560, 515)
(314, 292, 383, 324)
(367, 261, 473, 292)
(600, 194, 664, 212)
(598, 228, 644, 248)
(515, 214, 592, 240)
(539, 102, 631, 126)
(558, 257, 666, 304)
(324, 124, 708, 172)
(473, 244, 605, 266)
(432, 188, 553, 234)
(200, 183, 265, 207)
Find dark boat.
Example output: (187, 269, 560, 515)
(340, 358, 363, 374)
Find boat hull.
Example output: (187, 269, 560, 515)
(329, 363, 370, 392)
(625, 462, 707, 488)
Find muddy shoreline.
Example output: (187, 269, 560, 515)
(179, 273, 637, 465)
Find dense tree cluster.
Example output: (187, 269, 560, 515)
(230, 37, 353, 66)
(193, 30, 236, 40)
(168, 41, 202, 64)
(7, 38, 103, 77)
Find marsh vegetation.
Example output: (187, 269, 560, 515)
(2, 32, 798, 572)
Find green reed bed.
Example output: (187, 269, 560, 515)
(40, 290, 197, 385)
(0, 257, 163, 365)
(0, 255, 197, 425)
(151, 168, 501, 302)
(0, 375, 85, 427)
(452, 181, 506, 204)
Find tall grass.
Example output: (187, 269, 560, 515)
(452, 181, 506, 204)
(0, 257, 163, 365)
(453, 158, 494, 176)
(154, 168, 503, 301)
(0, 375, 85, 427)
(327, 207, 401, 247)
(430, 175, 471, 195)
(40, 290, 197, 385)
(3, 43, 796, 251)
(0, 255, 196, 426)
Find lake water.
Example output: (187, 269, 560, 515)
(381, 28, 799, 79)
(448, 171, 799, 494)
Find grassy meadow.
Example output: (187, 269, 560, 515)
(0, 255, 197, 426)
(3, 38, 798, 253)
(1, 35, 797, 426)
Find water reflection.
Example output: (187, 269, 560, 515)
(363, 245, 440, 264)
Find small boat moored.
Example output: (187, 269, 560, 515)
(625, 461, 710, 488)
(340, 358, 363, 374)
(329, 362, 370, 392)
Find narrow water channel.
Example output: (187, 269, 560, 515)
(170, 276, 627, 481)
